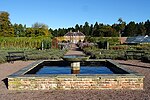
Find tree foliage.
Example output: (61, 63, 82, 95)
(0, 12, 14, 36)
(0, 12, 51, 37)
(49, 18, 150, 37)
(0, 12, 150, 37)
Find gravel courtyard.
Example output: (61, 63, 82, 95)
(0, 60, 150, 100)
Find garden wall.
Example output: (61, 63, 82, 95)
(8, 75, 144, 90)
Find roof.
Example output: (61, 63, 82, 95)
(125, 35, 150, 44)
(64, 31, 85, 36)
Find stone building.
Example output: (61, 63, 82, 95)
(64, 31, 85, 43)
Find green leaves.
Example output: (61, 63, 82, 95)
(0, 37, 52, 49)
(0, 12, 14, 36)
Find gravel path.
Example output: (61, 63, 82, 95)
(0, 60, 150, 100)
(65, 43, 85, 56)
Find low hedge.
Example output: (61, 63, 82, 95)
(0, 49, 67, 63)
(85, 37, 120, 45)
(83, 47, 126, 60)
(26, 49, 67, 60)
(83, 47, 150, 60)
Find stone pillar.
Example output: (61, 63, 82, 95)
(71, 62, 80, 74)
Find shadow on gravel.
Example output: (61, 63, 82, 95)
(2, 78, 8, 89)
(119, 63, 150, 69)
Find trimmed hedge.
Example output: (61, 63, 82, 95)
(0, 37, 52, 49)
(26, 49, 67, 60)
(85, 37, 120, 45)
(83, 47, 150, 60)
(83, 47, 126, 60)
(0, 49, 67, 63)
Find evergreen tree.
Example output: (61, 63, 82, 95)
(144, 20, 150, 35)
(137, 22, 146, 36)
(92, 22, 99, 36)
(83, 22, 90, 36)
(13, 23, 26, 37)
(89, 24, 93, 36)
(123, 21, 137, 36)
(75, 24, 80, 31)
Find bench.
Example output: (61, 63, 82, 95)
(6, 51, 27, 63)
(125, 50, 145, 60)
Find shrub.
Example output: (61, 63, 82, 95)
(83, 47, 126, 60)
(85, 37, 120, 45)
(26, 49, 67, 60)
(0, 36, 52, 49)
(110, 45, 128, 50)
(0, 48, 67, 63)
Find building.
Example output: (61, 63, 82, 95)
(64, 31, 85, 43)
(125, 35, 150, 44)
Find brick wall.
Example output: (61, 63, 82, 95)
(8, 76, 144, 90)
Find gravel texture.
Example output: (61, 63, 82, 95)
(0, 60, 150, 100)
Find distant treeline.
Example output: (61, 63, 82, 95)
(50, 20, 150, 37)
(0, 11, 150, 37)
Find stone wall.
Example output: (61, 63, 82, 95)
(8, 75, 144, 90)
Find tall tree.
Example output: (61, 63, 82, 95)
(13, 23, 26, 37)
(83, 22, 90, 36)
(79, 25, 83, 32)
(99, 25, 118, 37)
(89, 24, 93, 36)
(123, 21, 137, 36)
(75, 24, 80, 31)
(32, 22, 50, 36)
(0, 11, 14, 36)
(144, 20, 150, 35)
(25, 28, 34, 37)
(115, 18, 126, 37)
(137, 22, 146, 36)
(92, 22, 99, 36)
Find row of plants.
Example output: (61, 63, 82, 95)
(142, 52, 150, 63)
(26, 49, 67, 60)
(0, 36, 52, 49)
(83, 47, 126, 59)
(0, 48, 67, 63)
(85, 36, 120, 45)
(109, 44, 150, 51)
(85, 36, 150, 51)
(83, 46, 150, 60)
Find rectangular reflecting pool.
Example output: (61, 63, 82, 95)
(36, 66, 114, 74)
(8, 59, 144, 90)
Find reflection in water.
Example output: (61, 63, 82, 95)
(36, 66, 114, 74)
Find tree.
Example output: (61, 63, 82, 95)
(25, 28, 34, 37)
(144, 20, 150, 35)
(32, 22, 50, 36)
(83, 22, 90, 36)
(13, 23, 26, 37)
(123, 21, 137, 36)
(115, 18, 126, 37)
(0, 11, 14, 36)
(89, 24, 93, 36)
(52, 29, 58, 37)
(99, 25, 118, 37)
(75, 24, 80, 31)
(92, 22, 99, 36)
(137, 22, 146, 36)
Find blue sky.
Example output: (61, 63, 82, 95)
(0, 0, 150, 29)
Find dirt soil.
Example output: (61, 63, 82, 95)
(0, 60, 150, 100)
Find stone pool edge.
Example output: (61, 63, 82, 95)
(7, 59, 145, 90)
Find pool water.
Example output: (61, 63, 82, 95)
(36, 66, 114, 74)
